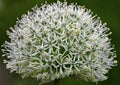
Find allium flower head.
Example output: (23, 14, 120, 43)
(2, 1, 117, 83)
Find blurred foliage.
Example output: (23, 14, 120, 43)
(0, 0, 120, 85)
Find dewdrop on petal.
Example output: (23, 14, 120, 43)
(2, 1, 117, 84)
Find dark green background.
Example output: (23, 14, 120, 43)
(0, 0, 120, 85)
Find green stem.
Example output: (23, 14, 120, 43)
(39, 79, 60, 85)
(54, 79, 60, 85)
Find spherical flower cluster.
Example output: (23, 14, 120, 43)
(2, 1, 117, 83)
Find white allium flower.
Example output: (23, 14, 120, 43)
(2, 1, 117, 83)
